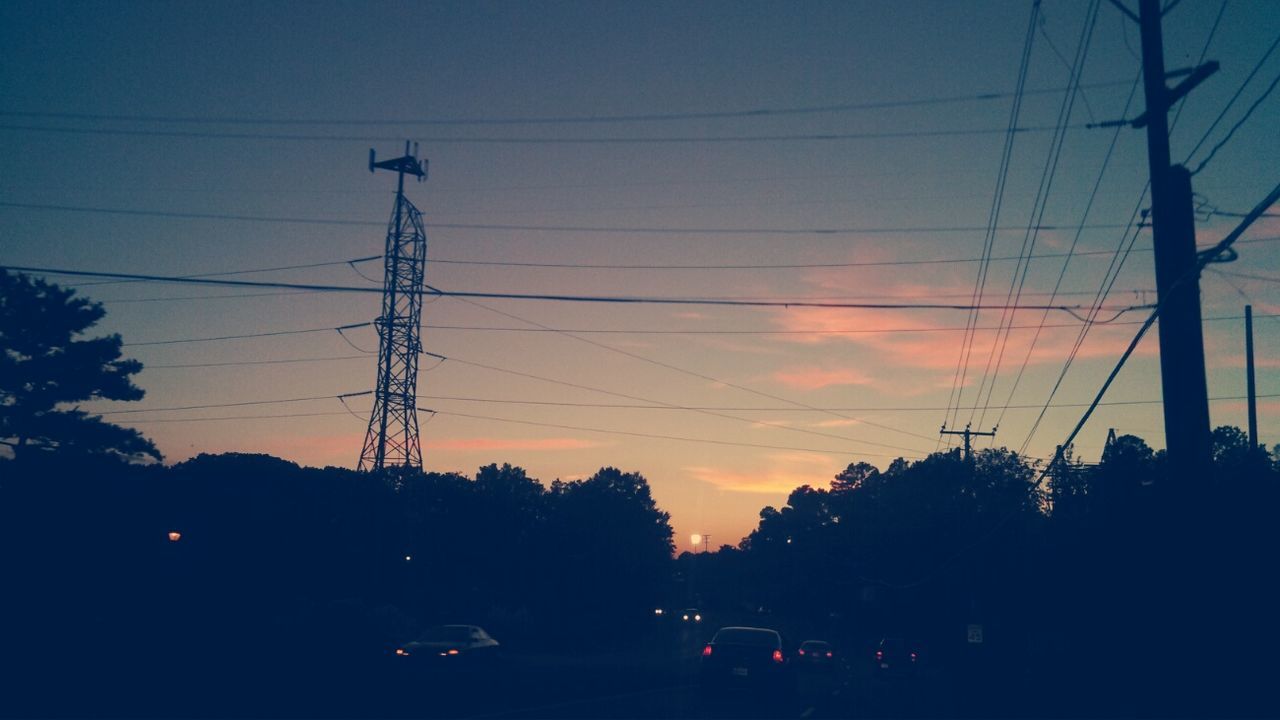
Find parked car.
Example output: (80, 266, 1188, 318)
(873, 637, 922, 678)
(699, 626, 790, 690)
(796, 640, 837, 670)
(394, 625, 500, 664)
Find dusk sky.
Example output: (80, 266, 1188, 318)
(3, 0, 1277, 551)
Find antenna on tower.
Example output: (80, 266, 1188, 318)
(358, 141, 429, 472)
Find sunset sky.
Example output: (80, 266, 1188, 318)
(3, 0, 1278, 551)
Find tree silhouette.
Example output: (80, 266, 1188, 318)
(0, 271, 158, 461)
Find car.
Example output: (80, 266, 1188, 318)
(796, 640, 837, 670)
(699, 626, 790, 690)
(680, 608, 703, 623)
(873, 637, 922, 678)
(394, 624, 500, 664)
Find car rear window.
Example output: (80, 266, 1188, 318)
(418, 626, 472, 642)
(713, 628, 780, 647)
(881, 638, 906, 654)
(801, 641, 831, 651)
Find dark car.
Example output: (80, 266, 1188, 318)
(394, 625, 500, 664)
(699, 626, 790, 690)
(796, 640, 837, 670)
(873, 637, 922, 678)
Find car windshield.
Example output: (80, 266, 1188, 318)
(417, 626, 473, 642)
(801, 641, 831, 651)
(713, 628, 779, 647)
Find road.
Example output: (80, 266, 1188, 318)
(6, 633, 960, 718)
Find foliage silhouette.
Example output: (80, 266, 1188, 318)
(0, 270, 158, 461)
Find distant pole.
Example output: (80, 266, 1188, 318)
(940, 423, 997, 463)
(1246, 305, 1258, 450)
(1133, 0, 1216, 484)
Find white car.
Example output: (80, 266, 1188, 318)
(394, 624, 500, 663)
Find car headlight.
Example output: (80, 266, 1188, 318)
(395, 648, 410, 657)
(694, 614, 702, 622)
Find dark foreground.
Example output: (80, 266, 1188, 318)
(3, 631, 1232, 719)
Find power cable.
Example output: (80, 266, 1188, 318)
(1183, 32, 1280, 166)
(423, 349, 932, 455)
(424, 409, 925, 461)
(970, 0, 1104, 430)
(0, 200, 1134, 235)
(125, 311, 1269, 354)
(122, 321, 373, 347)
(942, 0, 1042, 443)
(102, 391, 1280, 419)
(433, 289, 940, 447)
(0, 80, 1136, 127)
(0, 265, 1149, 317)
(1189, 66, 1280, 176)
(983, 62, 1141, 431)
(0, 122, 1091, 145)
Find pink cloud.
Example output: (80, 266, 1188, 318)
(772, 365, 874, 390)
(425, 437, 602, 451)
(768, 305, 1156, 372)
(685, 457, 836, 494)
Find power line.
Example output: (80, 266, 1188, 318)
(121, 311, 1271, 353)
(0, 265, 1149, 317)
(414, 392, 1280, 413)
(943, 0, 1043, 441)
(0, 200, 1135, 235)
(1189, 65, 1280, 176)
(96, 391, 370, 415)
(425, 409, 926, 460)
(434, 289, 940, 446)
(1183, 31, 1280, 168)
(99, 391, 1280, 420)
(426, 350, 932, 454)
(145, 355, 369, 369)
(0, 80, 1136, 127)
(969, 0, 1105, 430)
(981, 62, 1142, 430)
(0, 122, 1091, 145)
(121, 320, 371, 345)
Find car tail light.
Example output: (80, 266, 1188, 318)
(447, 649, 459, 655)
(772, 649, 784, 664)
(826, 651, 833, 658)
(875, 650, 883, 661)
(798, 648, 806, 656)
(910, 652, 918, 662)
(701, 645, 713, 657)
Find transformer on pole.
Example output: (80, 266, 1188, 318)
(359, 142, 429, 472)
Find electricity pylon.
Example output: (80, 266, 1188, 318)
(359, 142, 428, 472)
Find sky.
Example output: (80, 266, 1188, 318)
(3, 0, 1278, 552)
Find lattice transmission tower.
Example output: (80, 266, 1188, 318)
(359, 142, 429, 472)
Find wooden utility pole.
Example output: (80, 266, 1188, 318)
(1246, 305, 1258, 450)
(939, 423, 997, 463)
(1131, 0, 1217, 484)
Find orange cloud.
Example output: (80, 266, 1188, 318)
(772, 365, 874, 390)
(425, 437, 603, 451)
(685, 452, 839, 494)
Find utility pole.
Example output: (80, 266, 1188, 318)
(1246, 305, 1258, 451)
(359, 142, 429, 472)
(939, 423, 997, 463)
(1124, 0, 1218, 484)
